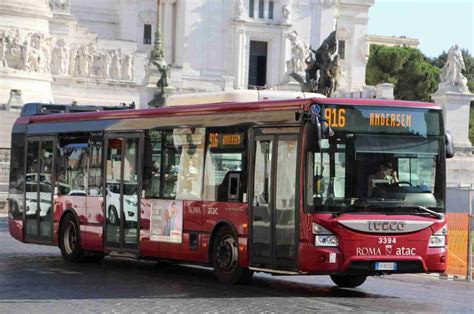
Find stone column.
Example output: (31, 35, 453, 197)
(234, 28, 246, 89)
(432, 46, 474, 186)
(163, 0, 175, 65)
(433, 89, 474, 186)
(174, 0, 184, 67)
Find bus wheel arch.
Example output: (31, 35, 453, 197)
(209, 221, 252, 284)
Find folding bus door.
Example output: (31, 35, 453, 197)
(249, 131, 299, 270)
(104, 133, 143, 253)
(24, 137, 55, 243)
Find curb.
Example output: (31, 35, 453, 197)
(439, 273, 472, 282)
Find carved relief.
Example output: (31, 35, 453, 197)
(51, 38, 69, 75)
(235, 0, 246, 20)
(282, 2, 292, 24)
(0, 28, 135, 81)
(321, 0, 337, 9)
(121, 54, 133, 81)
(49, 0, 70, 12)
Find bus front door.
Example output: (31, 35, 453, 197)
(24, 137, 55, 243)
(104, 134, 143, 253)
(250, 132, 298, 271)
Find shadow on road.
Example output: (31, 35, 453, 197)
(0, 252, 393, 301)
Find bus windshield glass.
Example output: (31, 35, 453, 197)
(306, 105, 445, 215)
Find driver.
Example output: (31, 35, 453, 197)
(367, 162, 399, 197)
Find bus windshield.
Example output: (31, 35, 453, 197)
(306, 105, 444, 215)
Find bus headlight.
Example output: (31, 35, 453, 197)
(313, 223, 338, 247)
(429, 224, 447, 248)
(315, 235, 338, 247)
(429, 235, 445, 248)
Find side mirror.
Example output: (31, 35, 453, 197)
(445, 130, 455, 159)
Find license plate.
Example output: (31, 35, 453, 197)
(375, 262, 397, 271)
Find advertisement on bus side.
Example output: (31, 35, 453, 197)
(149, 200, 183, 243)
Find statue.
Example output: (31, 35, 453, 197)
(438, 45, 469, 94)
(289, 30, 340, 97)
(286, 31, 308, 75)
(149, 28, 168, 107)
(25, 33, 41, 72)
(49, 0, 70, 12)
(121, 54, 133, 81)
(90, 45, 101, 77)
(39, 35, 52, 73)
(78, 45, 92, 77)
(52, 38, 68, 75)
(0, 31, 6, 68)
(5, 30, 24, 70)
(109, 49, 122, 80)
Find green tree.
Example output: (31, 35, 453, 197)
(428, 49, 474, 92)
(366, 45, 440, 101)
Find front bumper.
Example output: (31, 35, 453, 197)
(298, 242, 447, 275)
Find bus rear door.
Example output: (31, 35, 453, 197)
(249, 129, 299, 271)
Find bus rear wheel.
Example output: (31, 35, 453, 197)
(212, 225, 253, 284)
(59, 213, 84, 263)
(330, 274, 367, 288)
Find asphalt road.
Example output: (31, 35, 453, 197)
(0, 216, 473, 313)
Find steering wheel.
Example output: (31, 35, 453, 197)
(393, 181, 412, 187)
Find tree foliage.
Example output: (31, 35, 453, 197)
(366, 45, 440, 101)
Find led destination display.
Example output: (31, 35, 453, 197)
(320, 105, 441, 136)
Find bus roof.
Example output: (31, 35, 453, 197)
(18, 97, 441, 125)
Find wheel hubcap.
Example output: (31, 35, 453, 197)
(64, 222, 76, 255)
(216, 236, 238, 272)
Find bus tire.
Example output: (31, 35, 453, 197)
(330, 274, 367, 288)
(59, 213, 84, 263)
(212, 225, 253, 284)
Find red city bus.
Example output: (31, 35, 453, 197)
(8, 98, 453, 287)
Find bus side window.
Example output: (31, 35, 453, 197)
(174, 128, 205, 200)
(203, 128, 247, 202)
(56, 133, 90, 196)
(162, 130, 181, 198)
(144, 130, 163, 198)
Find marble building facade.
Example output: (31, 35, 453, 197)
(0, 0, 374, 108)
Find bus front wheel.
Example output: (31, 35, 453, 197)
(330, 274, 367, 288)
(212, 225, 253, 284)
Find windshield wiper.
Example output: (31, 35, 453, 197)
(405, 206, 443, 219)
(333, 204, 376, 217)
(334, 204, 443, 219)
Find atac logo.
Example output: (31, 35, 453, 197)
(356, 245, 416, 256)
(207, 207, 218, 215)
